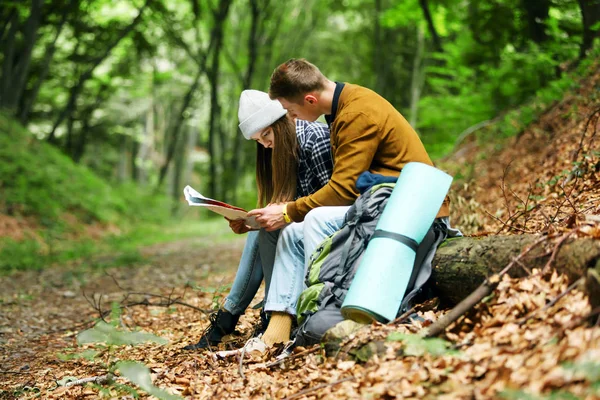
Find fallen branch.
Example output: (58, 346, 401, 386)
(432, 233, 600, 304)
(64, 373, 113, 387)
(424, 236, 547, 338)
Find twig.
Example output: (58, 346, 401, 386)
(423, 235, 547, 338)
(264, 346, 320, 368)
(64, 373, 113, 387)
(390, 307, 416, 325)
(514, 259, 533, 276)
(559, 183, 580, 215)
(542, 231, 576, 274)
(107, 272, 209, 314)
(0, 370, 33, 375)
(500, 161, 515, 221)
(572, 107, 600, 163)
(518, 277, 584, 326)
(485, 210, 536, 234)
(238, 340, 250, 379)
(282, 377, 356, 400)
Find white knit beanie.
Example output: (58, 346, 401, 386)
(238, 90, 287, 140)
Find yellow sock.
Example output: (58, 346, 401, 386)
(261, 312, 292, 346)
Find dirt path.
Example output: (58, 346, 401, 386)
(0, 236, 261, 396)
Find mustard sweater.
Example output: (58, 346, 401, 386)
(286, 83, 450, 222)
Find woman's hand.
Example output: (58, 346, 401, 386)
(226, 218, 252, 234)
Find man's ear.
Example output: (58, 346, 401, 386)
(304, 94, 318, 105)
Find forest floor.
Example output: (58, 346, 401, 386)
(1, 65, 600, 399)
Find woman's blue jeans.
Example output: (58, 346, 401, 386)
(223, 230, 276, 315)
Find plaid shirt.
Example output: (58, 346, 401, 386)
(295, 119, 333, 199)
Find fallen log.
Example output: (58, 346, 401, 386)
(431, 234, 600, 305)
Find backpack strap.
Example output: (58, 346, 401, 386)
(333, 199, 363, 289)
(371, 229, 418, 252)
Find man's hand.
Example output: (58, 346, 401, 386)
(247, 203, 288, 231)
(226, 218, 252, 234)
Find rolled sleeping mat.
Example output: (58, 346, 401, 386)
(341, 162, 453, 323)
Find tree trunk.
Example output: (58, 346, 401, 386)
(409, 26, 425, 128)
(372, 0, 385, 94)
(156, 66, 203, 188)
(5, 0, 44, 112)
(418, 0, 443, 52)
(171, 124, 188, 215)
(0, 7, 17, 42)
(0, 11, 19, 109)
(47, 0, 151, 143)
(578, 0, 600, 58)
(228, 0, 263, 204)
(432, 235, 600, 305)
(521, 0, 550, 44)
(19, 0, 73, 124)
(206, 0, 233, 199)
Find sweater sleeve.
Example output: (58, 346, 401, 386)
(287, 112, 381, 222)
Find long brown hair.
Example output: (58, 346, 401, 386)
(256, 115, 298, 207)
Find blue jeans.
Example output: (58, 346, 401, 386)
(261, 206, 351, 315)
(223, 230, 277, 315)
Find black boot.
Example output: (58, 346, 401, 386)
(184, 309, 240, 350)
(251, 309, 270, 338)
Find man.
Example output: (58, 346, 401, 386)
(248, 58, 450, 346)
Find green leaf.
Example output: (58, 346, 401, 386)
(77, 321, 168, 346)
(562, 361, 600, 382)
(57, 349, 99, 361)
(116, 361, 181, 400)
(386, 332, 458, 357)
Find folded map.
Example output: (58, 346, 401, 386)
(183, 186, 260, 229)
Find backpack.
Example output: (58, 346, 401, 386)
(294, 183, 450, 347)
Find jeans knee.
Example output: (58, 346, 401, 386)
(304, 208, 327, 231)
(280, 222, 303, 243)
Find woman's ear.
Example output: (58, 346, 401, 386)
(305, 94, 318, 105)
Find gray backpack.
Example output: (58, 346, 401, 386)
(294, 183, 449, 346)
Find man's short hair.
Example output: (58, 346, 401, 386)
(269, 58, 326, 103)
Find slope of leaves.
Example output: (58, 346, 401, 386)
(444, 59, 600, 236)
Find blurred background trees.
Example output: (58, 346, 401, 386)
(1, 0, 598, 210)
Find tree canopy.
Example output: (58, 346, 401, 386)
(1, 0, 599, 207)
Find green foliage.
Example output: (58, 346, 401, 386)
(500, 389, 581, 400)
(76, 321, 169, 346)
(563, 361, 600, 385)
(0, 114, 124, 223)
(55, 305, 178, 399)
(190, 282, 233, 310)
(57, 349, 100, 362)
(115, 361, 182, 400)
(0, 238, 44, 272)
(386, 332, 459, 357)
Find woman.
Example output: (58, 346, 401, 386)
(184, 90, 332, 350)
